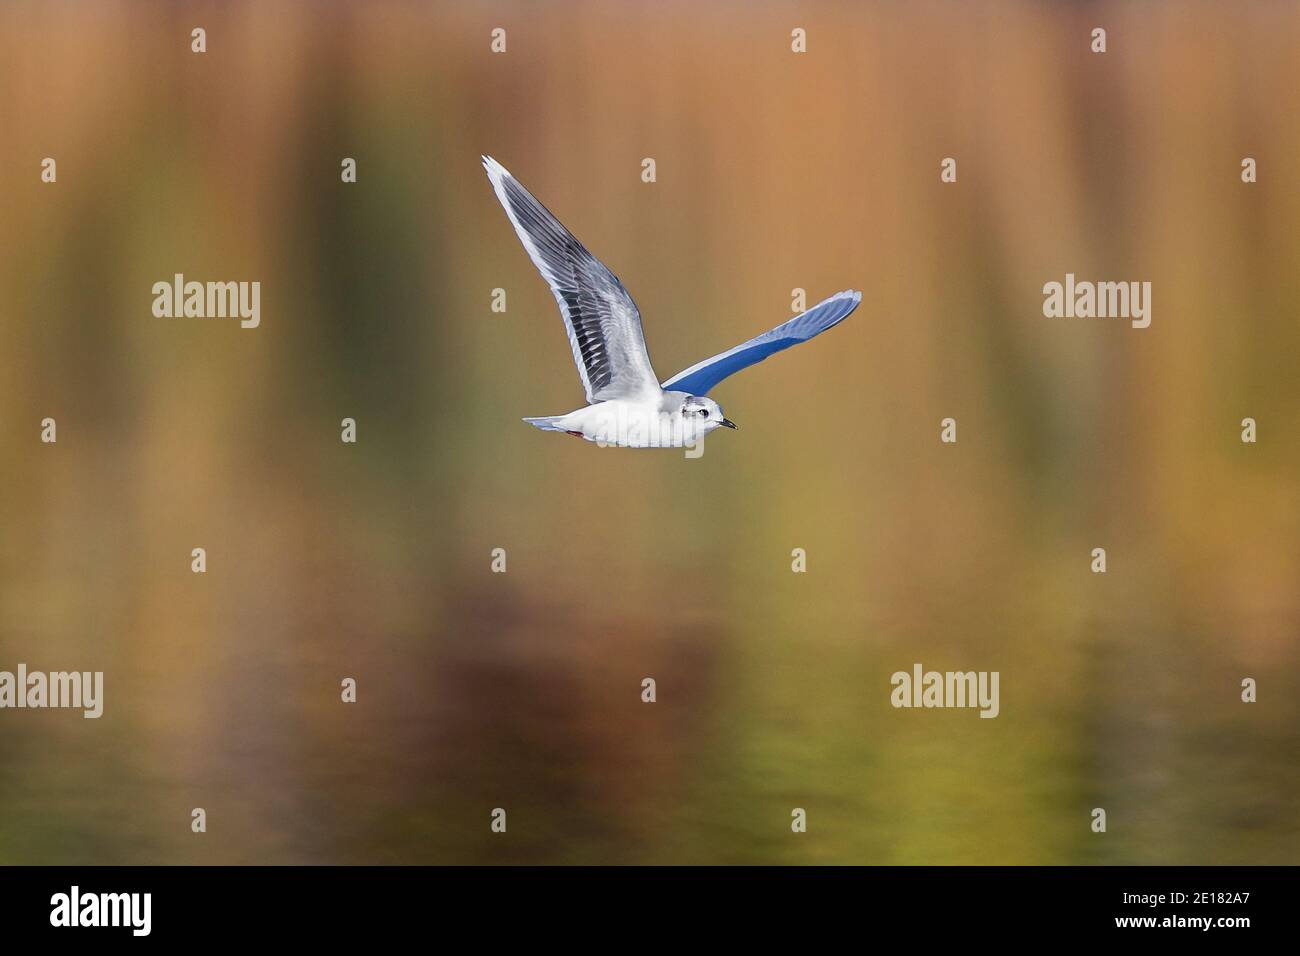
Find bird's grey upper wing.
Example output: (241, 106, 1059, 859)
(661, 290, 861, 396)
(482, 156, 660, 403)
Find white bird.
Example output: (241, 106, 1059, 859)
(482, 155, 861, 448)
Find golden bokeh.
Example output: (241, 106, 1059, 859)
(0, 1, 1296, 863)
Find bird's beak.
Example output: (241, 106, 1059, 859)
(721, 418, 738, 429)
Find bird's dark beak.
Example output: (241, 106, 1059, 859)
(721, 418, 738, 429)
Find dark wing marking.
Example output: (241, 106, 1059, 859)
(483, 156, 660, 403)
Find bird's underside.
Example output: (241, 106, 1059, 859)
(524, 393, 713, 448)
(482, 155, 861, 448)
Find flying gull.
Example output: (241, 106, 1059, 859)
(482, 155, 860, 448)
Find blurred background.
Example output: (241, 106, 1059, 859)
(0, 0, 1297, 864)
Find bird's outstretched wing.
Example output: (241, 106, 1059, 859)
(661, 290, 861, 396)
(482, 156, 660, 403)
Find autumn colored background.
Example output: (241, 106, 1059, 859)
(0, 1, 1297, 864)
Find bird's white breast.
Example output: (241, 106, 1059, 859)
(565, 399, 714, 448)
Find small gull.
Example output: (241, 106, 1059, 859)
(483, 155, 860, 448)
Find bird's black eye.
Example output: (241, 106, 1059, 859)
(698, 408, 709, 418)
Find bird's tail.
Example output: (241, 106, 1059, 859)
(522, 416, 571, 433)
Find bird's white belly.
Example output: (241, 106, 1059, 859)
(567, 400, 707, 448)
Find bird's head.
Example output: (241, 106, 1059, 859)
(680, 395, 737, 431)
